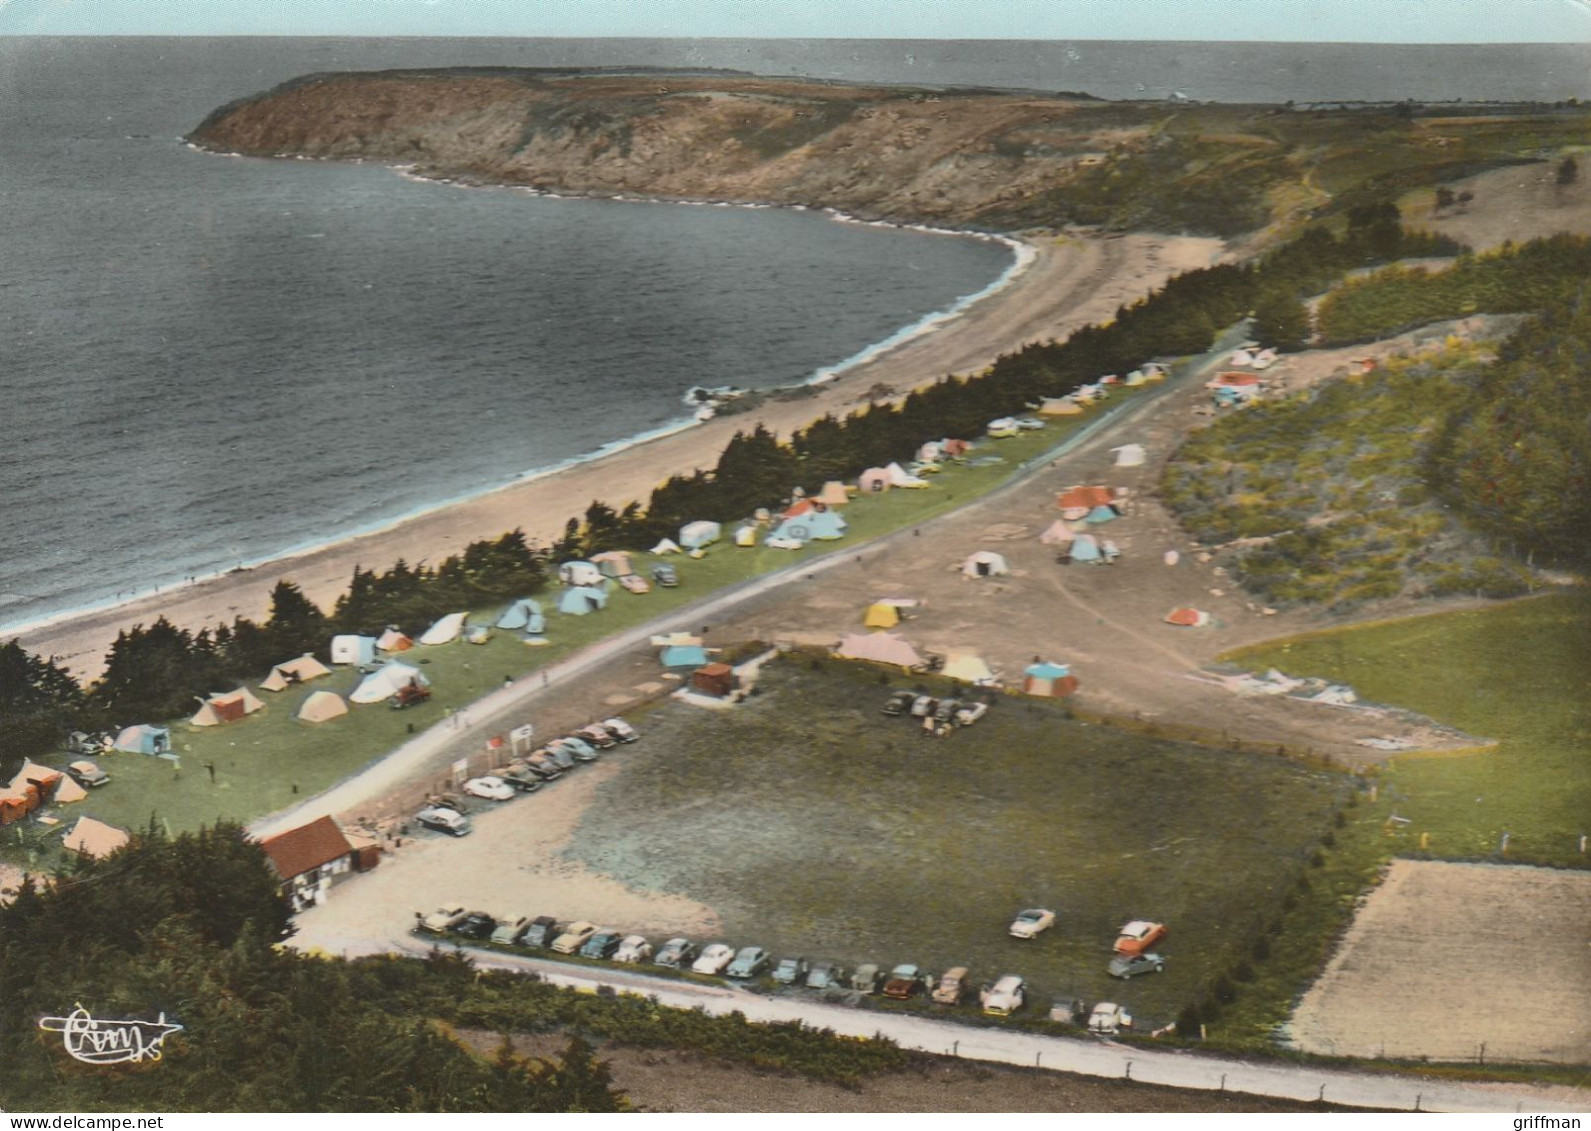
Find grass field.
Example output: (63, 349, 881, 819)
(564, 657, 1351, 1031)
(4, 387, 1163, 865)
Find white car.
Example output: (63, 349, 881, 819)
(420, 904, 468, 933)
(953, 702, 989, 726)
(691, 943, 736, 975)
(765, 536, 803, 550)
(613, 935, 653, 964)
(602, 717, 640, 743)
(1009, 908, 1056, 938)
(980, 974, 1027, 1016)
(1088, 1002, 1134, 1036)
(463, 776, 515, 801)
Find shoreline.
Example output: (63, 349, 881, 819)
(17, 226, 1223, 678)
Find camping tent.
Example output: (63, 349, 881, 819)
(857, 468, 891, 493)
(1069, 534, 1102, 563)
(660, 644, 709, 669)
(940, 439, 970, 458)
(679, 521, 721, 550)
(1112, 444, 1147, 467)
(10, 761, 86, 805)
(734, 525, 758, 547)
(495, 598, 542, 630)
(815, 481, 850, 506)
(650, 538, 682, 555)
(770, 508, 846, 544)
(1039, 397, 1083, 416)
(942, 653, 996, 684)
(782, 498, 816, 520)
(1084, 504, 1119, 525)
(650, 632, 702, 647)
(1227, 348, 1255, 367)
(419, 612, 468, 646)
(113, 725, 171, 755)
(1123, 369, 1148, 387)
(961, 551, 1009, 578)
(834, 633, 925, 670)
(862, 603, 900, 629)
(1057, 485, 1115, 512)
(296, 690, 349, 723)
(0, 790, 32, 825)
(590, 550, 634, 577)
(558, 586, 607, 615)
(376, 628, 413, 652)
(987, 417, 1019, 437)
(558, 561, 604, 587)
(191, 687, 265, 727)
(1141, 362, 1168, 380)
(1039, 520, 1075, 546)
(884, 462, 927, 488)
(350, 662, 429, 705)
(329, 635, 377, 666)
(63, 816, 130, 859)
(1164, 608, 1212, 627)
(1022, 661, 1079, 697)
(917, 441, 942, 463)
(261, 654, 333, 692)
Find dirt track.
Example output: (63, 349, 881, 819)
(1288, 860, 1591, 1066)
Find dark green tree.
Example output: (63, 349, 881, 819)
(1252, 289, 1312, 351)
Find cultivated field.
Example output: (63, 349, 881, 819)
(1289, 860, 1591, 1065)
(564, 658, 1350, 1029)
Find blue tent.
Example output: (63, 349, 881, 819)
(524, 612, 547, 636)
(1070, 534, 1102, 563)
(113, 725, 172, 755)
(1024, 662, 1072, 680)
(496, 598, 542, 630)
(1084, 504, 1118, 524)
(770, 509, 846, 544)
(558, 586, 608, 615)
(661, 644, 709, 669)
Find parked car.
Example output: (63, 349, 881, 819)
(1014, 416, 1046, 431)
(1108, 952, 1166, 979)
(419, 904, 469, 933)
(415, 806, 471, 837)
(601, 717, 640, 743)
(390, 681, 431, 709)
(613, 935, 653, 964)
(931, 966, 971, 1006)
(1049, 996, 1086, 1026)
(539, 744, 576, 771)
(771, 956, 810, 985)
(850, 964, 883, 994)
(933, 698, 961, 724)
(1088, 1002, 1134, 1036)
(805, 961, 846, 990)
(576, 724, 618, 749)
(520, 916, 560, 949)
(525, 751, 565, 779)
(881, 963, 928, 1000)
(497, 765, 545, 793)
(953, 702, 989, 726)
(653, 938, 697, 969)
(980, 974, 1027, 1016)
(579, 931, 623, 960)
(726, 946, 771, 979)
(1009, 908, 1056, 939)
(454, 912, 496, 940)
(65, 760, 109, 788)
(491, 916, 532, 945)
(691, 943, 735, 975)
(463, 776, 515, 802)
(552, 736, 598, 762)
(881, 690, 915, 716)
(550, 921, 599, 954)
(618, 574, 651, 594)
(909, 695, 938, 718)
(1113, 920, 1168, 955)
(650, 564, 679, 587)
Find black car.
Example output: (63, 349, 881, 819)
(453, 912, 496, 940)
(579, 931, 623, 960)
(650, 564, 679, 587)
(881, 691, 915, 716)
(525, 752, 564, 780)
(520, 916, 560, 948)
(933, 698, 961, 724)
(497, 765, 545, 793)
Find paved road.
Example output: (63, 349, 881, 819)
(399, 938, 1587, 1114)
(250, 337, 1218, 840)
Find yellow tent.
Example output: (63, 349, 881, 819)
(1039, 397, 1084, 416)
(296, 690, 349, 723)
(862, 603, 900, 629)
(260, 654, 333, 692)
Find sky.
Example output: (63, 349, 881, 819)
(0, 0, 1588, 42)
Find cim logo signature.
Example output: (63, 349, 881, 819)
(38, 1006, 183, 1065)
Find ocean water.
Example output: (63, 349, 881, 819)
(1, 35, 1582, 633)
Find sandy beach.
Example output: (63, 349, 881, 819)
(18, 229, 1222, 679)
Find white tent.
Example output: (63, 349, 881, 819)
(884, 462, 928, 488)
(558, 561, 604, 587)
(1228, 348, 1255, 367)
(261, 654, 333, 692)
(376, 627, 413, 652)
(419, 612, 468, 646)
(942, 653, 997, 685)
(1039, 520, 1076, 546)
(679, 521, 722, 550)
(650, 538, 682, 555)
(350, 661, 429, 705)
(329, 635, 376, 666)
(296, 690, 349, 723)
(961, 550, 1009, 578)
(1112, 443, 1147, 468)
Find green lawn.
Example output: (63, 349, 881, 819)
(8, 383, 1167, 860)
(565, 657, 1350, 1032)
(1225, 591, 1591, 867)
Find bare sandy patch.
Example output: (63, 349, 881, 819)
(1405, 159, 1591, 251)
(1288, 860, 1591, 1065)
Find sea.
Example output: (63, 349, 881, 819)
(1, 37, 1584, 636)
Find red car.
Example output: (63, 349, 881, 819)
(1113, 920, 1167, 955)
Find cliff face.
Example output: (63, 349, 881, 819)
(190, 71, 1167, 228)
